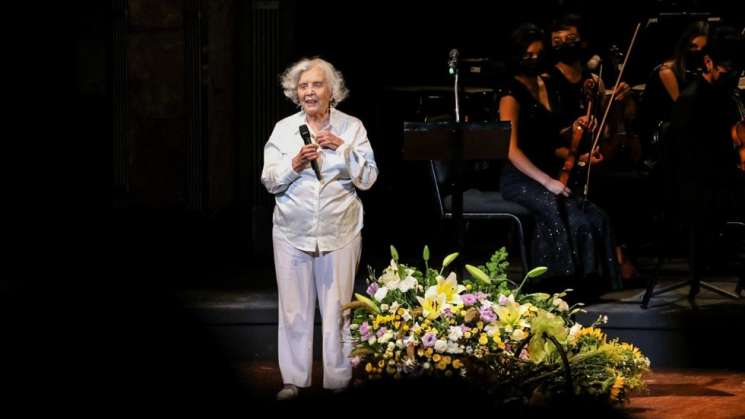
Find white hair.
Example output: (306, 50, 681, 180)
(280, 57, 349, 107)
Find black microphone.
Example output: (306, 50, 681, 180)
(298, 124, 321, 180)
(448, 48, 459, 75)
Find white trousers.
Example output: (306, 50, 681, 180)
(272, 226, 361, 389)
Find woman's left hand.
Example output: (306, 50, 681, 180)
(579, 146, 604, 166)
(316, 130, 344, 150)
(613, 82, 632, 101)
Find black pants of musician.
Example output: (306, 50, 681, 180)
(500, 165, 621, 290)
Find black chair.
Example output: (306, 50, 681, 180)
(429, 160, 533, 276)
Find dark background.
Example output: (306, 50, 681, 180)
(2, 0, 734, 413)
(97, 0, 743, 291)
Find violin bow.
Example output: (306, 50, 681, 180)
(582, 22, 642, 201)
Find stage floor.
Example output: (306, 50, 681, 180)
(237, 361, 745, 418)
(174, 256, 743, 416)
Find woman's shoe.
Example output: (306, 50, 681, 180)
(276, 384, 299, 401)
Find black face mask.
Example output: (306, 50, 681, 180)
(553, 41, 583, 64)
(519, 56, 545, 76)
(684, 50, 705, 75)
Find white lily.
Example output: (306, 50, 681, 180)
(398, 274, 418, 292)
(374, 286, 389, 302)
(379, 262, 418, 293)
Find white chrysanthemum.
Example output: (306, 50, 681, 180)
(447, 341, 464, 354)
(448, 325, 464, 341)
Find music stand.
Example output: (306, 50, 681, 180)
(402, 121, 511, 272)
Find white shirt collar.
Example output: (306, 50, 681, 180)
(297, 107, 337, 137)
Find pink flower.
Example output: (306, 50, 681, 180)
(376, 327, 388, 338)
(422, 332, 437, 347)
(359, 321, 370, 338)
(479, 306, 496, 322)
(461, 294, 477, 306)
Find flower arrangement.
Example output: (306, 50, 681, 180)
(344, 246, 650, 406)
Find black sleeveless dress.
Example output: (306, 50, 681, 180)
(499, 77, 620, 289)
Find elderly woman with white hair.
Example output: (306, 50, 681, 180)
(261, 57, 378, 400)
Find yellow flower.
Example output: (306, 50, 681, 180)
(577, 327, 606, 342)
(417, 291, 446, 320)
(479, 333, 488, 345)
(442, 356, 451, 365)
(452, 359, 463, 369)
(511, 328, 528, 341)
(436, 361, 448, 370)
(494, 300, 531, 331)
(477, 321, 484, 330)
(610, 375, 625, 402)
(465, 284, 472, 291)
(417, 348, 425, 357)
(432, 354, 442, 362)
(403, 324, 410, 332)
(491, 333, 506, 350)
(394, 321, 401, 329)
(620, 342, 643, 358)
(378, 360, 385, 368)
(365, 363, 374, 373)
(397, 308, 406, 316)
(464, 331, 472, 339)
(425, 348, 434, 357)
(434, 272, 465, 305)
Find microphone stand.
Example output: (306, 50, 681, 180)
(450, 51, 465, 275)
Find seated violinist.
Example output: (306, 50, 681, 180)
(547, 13, 640, 285)
(498, 23, 620, 299)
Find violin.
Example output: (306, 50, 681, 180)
(731, 87, 745, 171)
(600, 44, 642, 166)
(560, 77, 598, 186)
